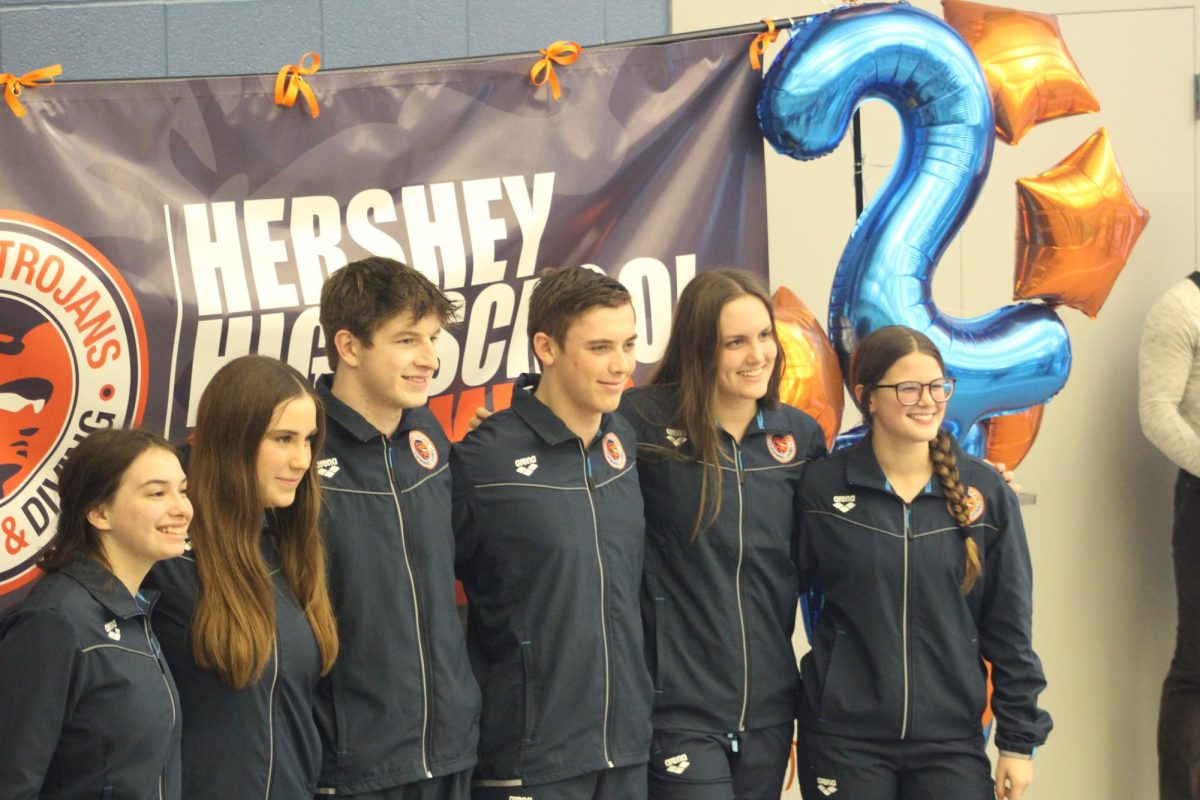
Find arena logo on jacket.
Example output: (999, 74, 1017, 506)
(0, 211, 147, 596)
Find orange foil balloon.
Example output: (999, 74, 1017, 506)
(984, 405, 1044, 470)
(1014, 127, 1150, 318)
(943, 0, 1099, 144)
(773, 286, 843, 448)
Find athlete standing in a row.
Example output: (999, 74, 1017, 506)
(795, 326, 1051, 800)
(0, 428, 190, 798)
(620, 270, 826, 800)
(147, 356, 340, 798)
(453, 267, 654, 800)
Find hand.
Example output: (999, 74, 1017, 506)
(467, 405, 494, 433)
(983, 460, 1020, 494)
(995, 754, 1033, 799)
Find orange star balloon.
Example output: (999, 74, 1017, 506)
(1013, 127, 1150, 318)
(984, 405, 1044, 470)
(943, 0, 1099, 144)
(773, 286, 843, 448)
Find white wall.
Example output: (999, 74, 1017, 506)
(672, 1, 1197, 797)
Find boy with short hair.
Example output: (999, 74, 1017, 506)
(452, 267, 653, 800)
(315, 256, 481, 800)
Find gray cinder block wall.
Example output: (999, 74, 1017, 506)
(0, 0, 668, 80)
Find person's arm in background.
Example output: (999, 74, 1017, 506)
(1139, 290, 1200, 475)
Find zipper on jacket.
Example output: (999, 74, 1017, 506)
(579, 442, 614, 768)
(732, 440, 750, 732)
(900, 502, 912, 740)
(265, 638, 279, 798)
(142, 616, 175, 800)
(384, 440, 434, 778)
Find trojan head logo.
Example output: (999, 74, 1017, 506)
(0, 211, 147, 596)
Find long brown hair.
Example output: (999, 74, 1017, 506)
(41, 428, 178, 574)
(188, 355, 338, 688)
(849, 326, 981, 594)
(645, 269, 783, 540)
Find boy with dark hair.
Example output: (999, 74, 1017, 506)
(452, 267, 654, 800)
(315, 256, 480, 800)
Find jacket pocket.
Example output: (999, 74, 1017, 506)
(653, 596, 667, 692)
(330, 667, 350, 756)
(521, 640, 536, 743)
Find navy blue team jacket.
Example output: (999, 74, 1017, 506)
(796, 439, 1053, 754)
(0, 554, 181, 799)
(146, 531, 323, 798)
(620, 385, 827, 735)
(313, 376, 480, 794)
(452, 374, 654, 787)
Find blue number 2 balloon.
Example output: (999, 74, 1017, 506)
(758, 2, 1071, 451)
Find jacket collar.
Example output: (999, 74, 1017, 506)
(318, 373, 419, 443)
(736, 402, 793, 438)
(510, 373, 615, 447)
(844, 436, 947, 499)
(58, 553, 155, 619)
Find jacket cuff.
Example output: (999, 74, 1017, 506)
(998, 747, 1036, 759)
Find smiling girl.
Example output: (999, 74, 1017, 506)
(146, 355, 338, 798)
(619, 270, 827, 800)
(794, 326, 1051, 800)
(0, 428, 191, 798)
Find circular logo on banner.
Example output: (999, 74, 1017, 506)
(603, 432, 626, 470)
(767, 433, 797, 464)
(409, 430, 438, 470)
(0, 211, 148, 597)
(961, 486, 986, 524)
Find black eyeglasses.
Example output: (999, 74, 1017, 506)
(873, 378, 955, 406)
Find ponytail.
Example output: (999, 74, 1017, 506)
(929, 430, 982, 594)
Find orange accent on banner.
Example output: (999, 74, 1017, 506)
(530, 41, 582, 101)
(274, 52, 321, 118)
(428, 383, 515, 443)
(0, 565, 42, 595)
(0, 64, 62, 118)
(749, 19, 779, 70)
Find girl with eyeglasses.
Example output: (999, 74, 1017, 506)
(794, 325, 1052, 800)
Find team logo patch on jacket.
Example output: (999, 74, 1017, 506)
(959, 486, 985, 523)
(603, 432, 627, 469)
(767, 433, 796, 463)
(409, 431, 438, 470)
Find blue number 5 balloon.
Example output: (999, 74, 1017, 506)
(758, 2, 1071, 451)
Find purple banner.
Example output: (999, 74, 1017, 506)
(0, 34, 767, 596)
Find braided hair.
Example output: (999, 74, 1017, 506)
(850, 326, 981, 594)
(930, 429, 982, 593)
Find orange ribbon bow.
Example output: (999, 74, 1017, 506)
(749, 19, 780, 70)
(274, 52, 321, 118)
(530, 41, 582, 101)
(0, 64, 63, 118)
